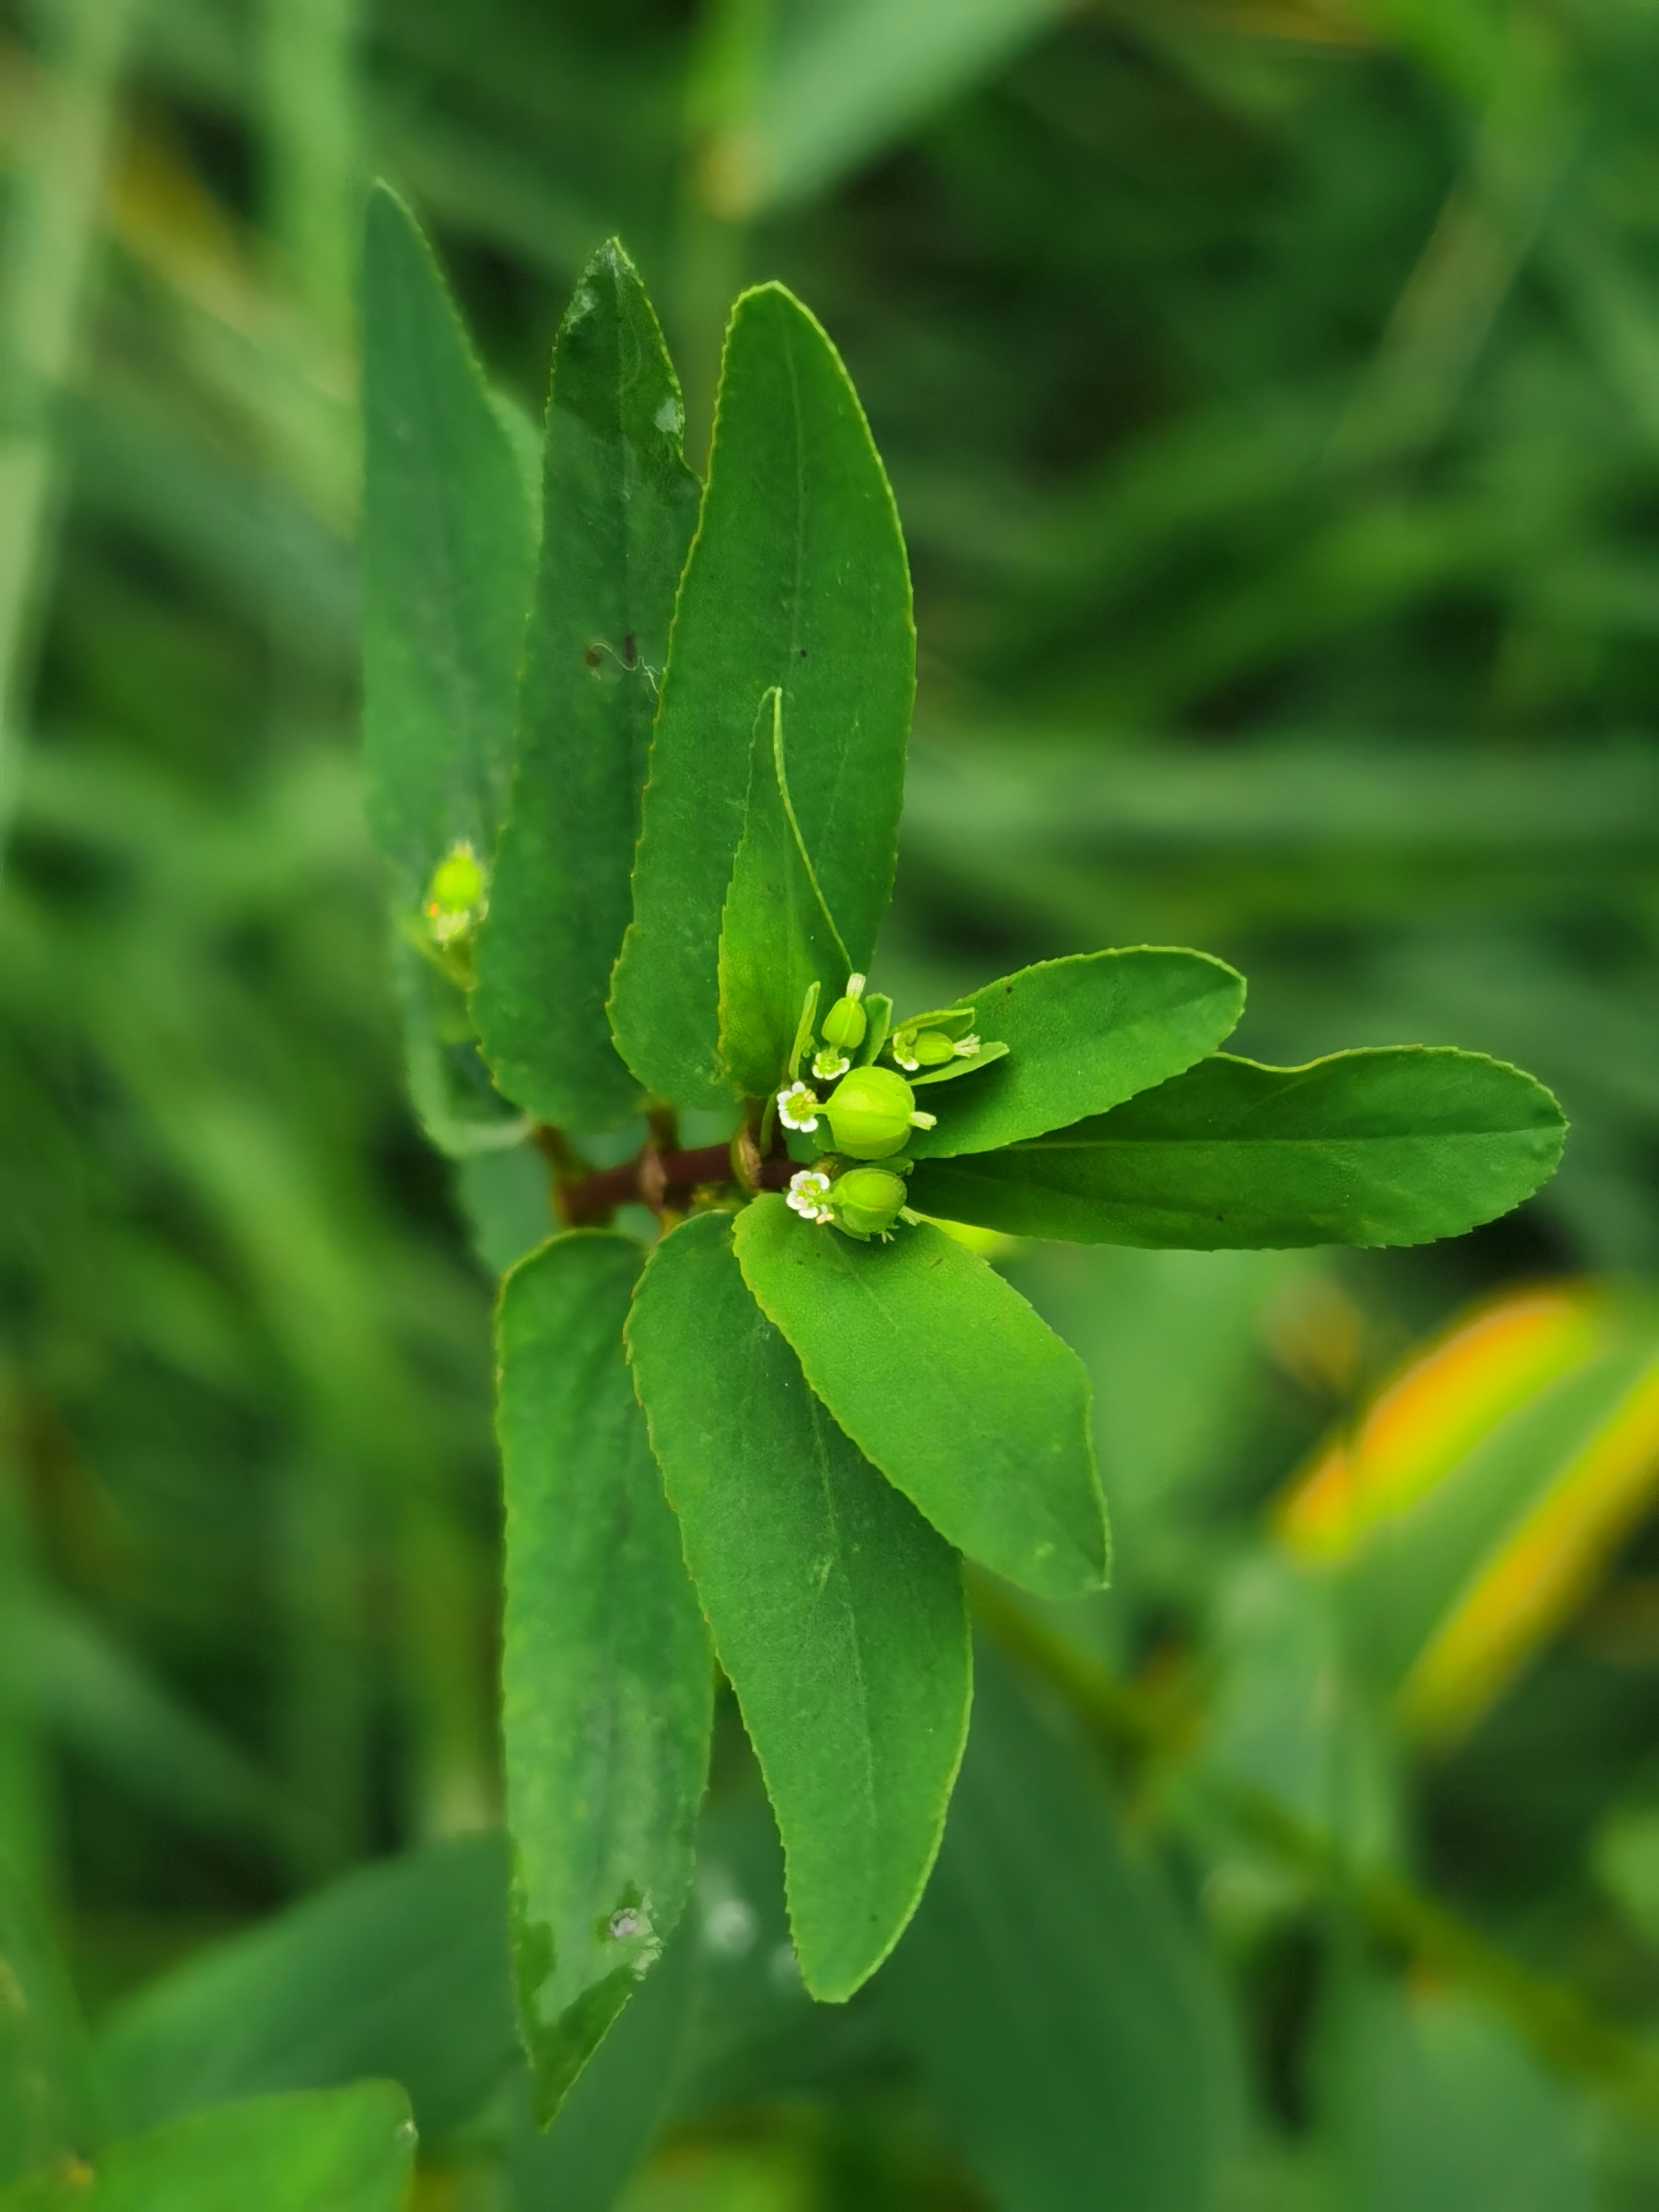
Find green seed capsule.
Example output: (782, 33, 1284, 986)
(890, 1004, 975, 1070)
(822, 1065, 936, 1159)
(820, 972, 868, 1052)
(829, 1166, 910, 1239)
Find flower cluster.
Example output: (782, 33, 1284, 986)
(775, 975, 1000, 1241)
(416, 840, 490, 988)
(786, 1163, 915, 1241)
(425, 841, 488, 947)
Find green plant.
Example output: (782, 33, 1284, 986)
(362, 181, 1569, 2125)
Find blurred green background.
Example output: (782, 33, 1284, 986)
(4, 0, 1659, 2205)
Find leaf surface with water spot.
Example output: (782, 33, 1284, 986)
(498, 1232, 711, 2120)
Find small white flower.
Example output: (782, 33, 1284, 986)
(953, 1034, 981, 1057)
(892, 1047, 920, 1071)
(777, 1082, 820, 1131)
(426, 906, 471, 948)
(786, 1168, 834, 1224)
(811, 1046, 851, 1081)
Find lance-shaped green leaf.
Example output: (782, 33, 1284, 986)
(0, 1863, 96, 2187)
(734, 1198, 1108, 1599)
(474, 243, 699, 1132)
(0, 2085, 414, 2211)
(626, 1213, 970, 2002)
(719, 691, 851, 1099)
(361, 183, 537, 905)
(903, 948, 1244, 1160)
(609, 283, 914, 1105)
(361, 186, 539, 1157)
(498, 1233, 712, 2120)
(908, 1048, 1567, 1249)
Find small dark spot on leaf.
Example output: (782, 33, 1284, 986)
(623, 632, 638, 666)
(583, 644, 603, 669)
(798, 647, 808, 659)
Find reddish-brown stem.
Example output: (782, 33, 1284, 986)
(555, 1140, 796, 1227)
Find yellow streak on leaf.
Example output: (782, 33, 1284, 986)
(1399, 1359, 1659, 1744)
(1276, 1287, 1600, 1563)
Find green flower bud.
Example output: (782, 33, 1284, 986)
(828, 1166, 910, 1241)
(908, 1028, 958, 1067)
(429, 843, 486, 916)
(820, 973, 868, 1052)
(821, 1065, 937, 1159)
(424, 842, 488, 959)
